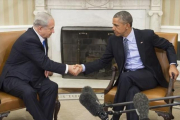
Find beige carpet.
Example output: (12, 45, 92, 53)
(2, 100, 180, 120)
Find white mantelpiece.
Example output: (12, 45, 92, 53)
(34, 0, 163, 31)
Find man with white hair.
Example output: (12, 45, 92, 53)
(0, 12, 80, 120)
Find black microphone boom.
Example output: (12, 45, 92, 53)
(79, 92, 109, 120)
(80, 86, 180, 119)
(104, 95, 180, 108)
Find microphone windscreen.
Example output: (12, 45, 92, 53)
(133, 93, 149, 120)
(79, 92, 102, 116)
(82, 86, 99, 101)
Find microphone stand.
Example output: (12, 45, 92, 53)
(103, 95, 180, 116)
(106, 102, 180, 115)
(103, 95, 180, 108)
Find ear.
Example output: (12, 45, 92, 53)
(37, 26, 44, 33)
(128, 23, 131, 27)
(38, 26, 43, 30)
(126, 23, 131, 29)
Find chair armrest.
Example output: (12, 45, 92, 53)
(0, 90, 1, 104)
(166, 78, 174, 96)
(104, 65, 118, 94)
(165, 77, 174, 103)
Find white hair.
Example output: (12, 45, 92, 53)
(33, 12, 53, 27)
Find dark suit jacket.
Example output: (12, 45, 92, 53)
(0, 28, 66, 89)
(84, 28, 177, 88)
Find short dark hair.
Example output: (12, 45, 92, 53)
(113, 11, 133, 27)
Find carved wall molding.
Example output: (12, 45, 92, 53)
(85, 0, 110, 7)
(44, 0, 151, 9)
(152, 0, 161, 6)
(34, 0, 163, 31)
(148, 11, 163, 16)
(150, 0, 162, 11)
(35, 0, 45, 6)
(34, 0, 47, 15)
(148, 0, 163, 31)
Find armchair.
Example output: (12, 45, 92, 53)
(104, 32, 178, 120)
(0, 31, 60, 120)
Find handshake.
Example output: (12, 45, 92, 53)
(68, 64, 83, 76)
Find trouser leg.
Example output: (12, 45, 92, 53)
(126, 86, 140, 120)
(38, 78, 58, 120)
(2, 77, 48, 120)
(112, 69, 157, 120)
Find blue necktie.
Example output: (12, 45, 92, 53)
(123, 38, 129, 60)
(42, 40, 46, 55)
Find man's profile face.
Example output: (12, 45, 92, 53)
(40, 18, 55, 39)
(112, 18, 128, 37)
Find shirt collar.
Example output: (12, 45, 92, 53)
(123, 28, 134, 42)
(33, 27, 45, 45)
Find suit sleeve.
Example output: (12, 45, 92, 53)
(84, 37, 114, 74)
(21, 38, 66, 74)
(151, 31, 177, 64)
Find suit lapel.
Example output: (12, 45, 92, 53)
(29, 28, 46, 54)
(134, 29, 145, 63)
(116, 36, 125, 63)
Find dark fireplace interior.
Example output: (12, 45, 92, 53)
(61, 26, 116, 79)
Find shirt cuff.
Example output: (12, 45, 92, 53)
(81, 64, 85, 72)
(65, 64, 68, 74)
(170, 63, 178, 67)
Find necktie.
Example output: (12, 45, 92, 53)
(123, 38, 129, 60)
(42, 40, 46, 55)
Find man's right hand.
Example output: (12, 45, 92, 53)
(68, 65, 82, 76)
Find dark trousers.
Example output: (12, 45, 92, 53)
(113, 69, 158, 120)
(2, 77, 58, 120)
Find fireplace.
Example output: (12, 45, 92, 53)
(61, 26, 116, 79)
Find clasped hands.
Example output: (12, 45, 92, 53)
(68, 64, 83, 76)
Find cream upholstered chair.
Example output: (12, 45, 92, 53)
(104, 32, 178, 120)
(0, 31, 60, 120)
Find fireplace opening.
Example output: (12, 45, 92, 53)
(61, 26, 116, 79)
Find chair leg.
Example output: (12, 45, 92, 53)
(54, 99, 61, 120)
(169, 99, 174, 119)
(156, 111, 173, 120)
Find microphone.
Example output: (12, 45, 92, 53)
(79, 87, 109, 120)
(82, 86, 99, 101)
(133, 93, 150, 120)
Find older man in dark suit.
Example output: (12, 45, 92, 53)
(75, 11, 179, 120)
(0, 12, 80, 120)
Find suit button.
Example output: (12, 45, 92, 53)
(39, 83, 41, 86)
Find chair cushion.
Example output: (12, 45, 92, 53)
(104, 86, 117, 104)
(142, 86, 170, 112)
(0, 91, 25, 113)
(104, 86, 170, 112)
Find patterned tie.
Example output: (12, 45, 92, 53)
(42, 40, 46, 55)
(123, 38, 129, 60)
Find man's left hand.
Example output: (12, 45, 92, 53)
(169, 64, 179, 81)
(44, 70, 53, 77)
